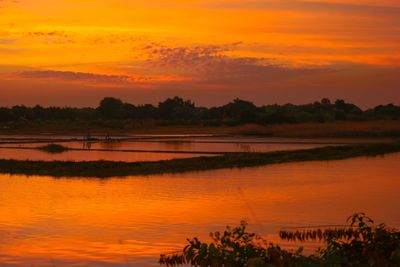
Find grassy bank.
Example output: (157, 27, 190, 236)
(0, 142, 399, 178)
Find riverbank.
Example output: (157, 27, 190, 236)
(1, 142, 399, 178)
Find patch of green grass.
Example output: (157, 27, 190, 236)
(37, 144, 69, 154)
(0, 142, 399, 178)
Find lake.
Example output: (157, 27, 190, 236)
(0, 153, 399, 266)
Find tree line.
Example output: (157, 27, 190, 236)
(0, 97, 399, 127)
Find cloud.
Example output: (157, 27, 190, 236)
(205, 0, 400, 15)
(143, 43, 325, 83)
(18, 70, 131, 84)
(28, 31, 70, 38)
(0, 0, 19, 8)
(0, 48, 22, 54)
(145, 44, 235, 73)
(0, 38, 16, 45)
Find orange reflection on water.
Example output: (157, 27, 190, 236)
(1, 139, 337, 153)
(0, 153, 399, 266)
(0, 148, 214, 162)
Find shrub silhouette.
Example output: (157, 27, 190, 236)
(160, 213, 400, 267)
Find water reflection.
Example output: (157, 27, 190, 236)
(1, 140, 339, 153)
(0, 154, 399, 266)
(0, 148, 214, 162)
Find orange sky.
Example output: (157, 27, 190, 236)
(0, 0, 399, 107)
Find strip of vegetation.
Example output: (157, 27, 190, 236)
(1, 97, 400, 132)
(159, 213, 400, 267)
(0, 142, 399, 178)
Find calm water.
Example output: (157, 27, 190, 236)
(1, 135, 392, 155)
(0, 153, 399, 266)
(0, 148, 215, 162)
(0, 136, 354, 161)
(1, 135, 388, 161)
(3, 141, 336, 153)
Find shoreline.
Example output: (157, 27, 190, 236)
(0, 142, 399, 178)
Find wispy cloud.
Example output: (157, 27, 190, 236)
(28, 31, 70, 38)
(142, 43, 324, 83)
(0, 38, 16, 45)
(0, 0, 19, 8)
(18, 70, 131, 84)
(205, 0, 400, 15)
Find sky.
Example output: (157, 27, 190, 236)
(0, 0, 399, 107)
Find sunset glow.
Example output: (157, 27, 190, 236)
(1, 0, 399, 106)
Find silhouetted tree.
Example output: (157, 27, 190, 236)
(222, 98, 259, 124)
(97, 97, 125, 119)
(158, 97, 196, 121)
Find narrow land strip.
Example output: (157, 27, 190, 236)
(0, 143, 399, 178)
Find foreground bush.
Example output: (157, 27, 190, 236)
(159, 213, 400, 267)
